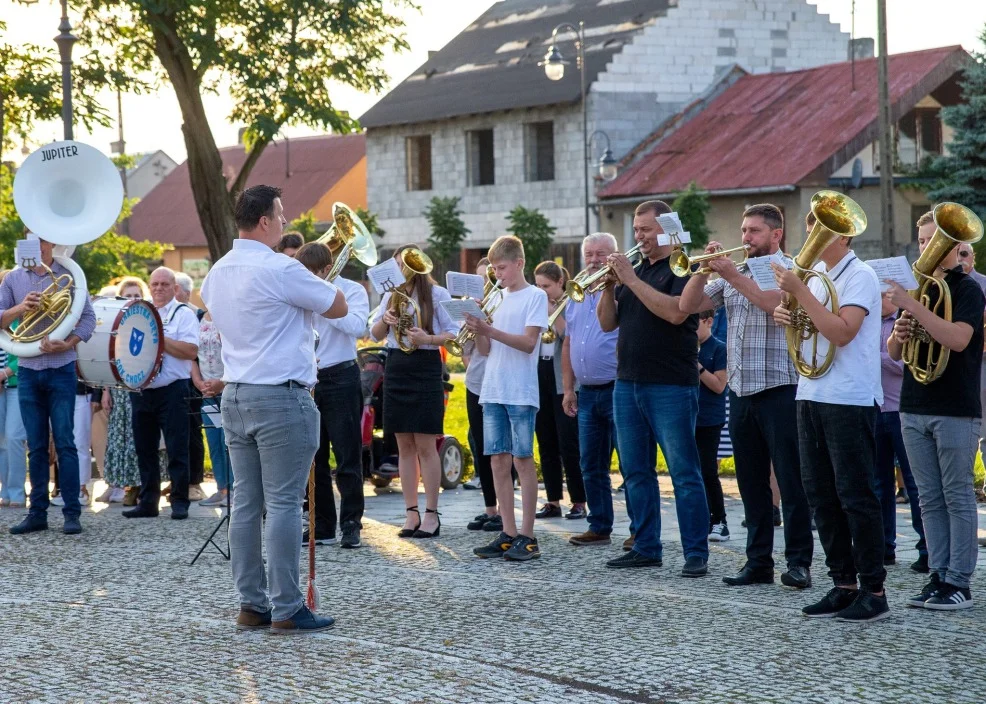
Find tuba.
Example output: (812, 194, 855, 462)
(445, 265, 503, 357)
(784, 191, 867, 379)
(1, 141, 123, 357)
(316, 202, 378, 281)
(901, 202, 984, 384)
(388, 246, 434, 353)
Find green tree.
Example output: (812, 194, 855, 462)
(424, 196, 469, 263)
(506, 206, 555, 275)
(288, 210, 321, 242)
(927, 36, 986, 270)
(671, 180, 712, 250)
(355, 206, 386, 239)
(67, 0, 415, 263)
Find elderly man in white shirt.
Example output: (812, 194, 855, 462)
(201, 185, 346, 635)
(122, 266, 200, 521)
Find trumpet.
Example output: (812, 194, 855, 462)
(388, 247, 434, 354)
(670, 244, 751, 277)
(445, 266, 503, 357)
(566, 244, 645, 302)
(541, 296, 572, 344)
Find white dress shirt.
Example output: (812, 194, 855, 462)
(201, 238, 339, 387)
(369, 286, 459, 349)
(315, 277, 369, 368)
(147, 296, 200, 389)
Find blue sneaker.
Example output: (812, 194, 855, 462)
(270, 605, 335, 634)
(63, 516, 83, 535)
(10, 515, 48, 535)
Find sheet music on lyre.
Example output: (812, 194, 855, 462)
(15, 239, 42, 269)
(748, 252, 793, 290)
(367, 258, 405, 295)
(439, 297, 485, 322)
(865, 256, 919, 291)
(446, 272, 486, 300)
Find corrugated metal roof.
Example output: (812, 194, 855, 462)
(129, 134, 365, 248)
(359, 0, 670, 128)
(598, 46, 969, 199)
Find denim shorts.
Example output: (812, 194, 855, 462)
(482, 403, 536, 458)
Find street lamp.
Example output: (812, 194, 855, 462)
(541, 21, 619, 236)
(54, 0, 77, 140)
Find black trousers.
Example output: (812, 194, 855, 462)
(312, 362, 365, 535)
(466, 389, 497, 509)
(130, 379, 190, 511)
(535, 358, 585, 504)
(797, 400, 886, 592)
(696, 423, 726, 525)
(729, 385, 813, 570)
(187, 385, 204, 485)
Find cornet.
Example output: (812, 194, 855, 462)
(445, 265, 503, 357)
(566, 244, 645, 302)
(670, 244, 751, 277)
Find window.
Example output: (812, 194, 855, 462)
(896, 107, 942, 168)
(466, 128, 495, 186)
(405, 135, 432, 191)
(524, 121, 554, 182)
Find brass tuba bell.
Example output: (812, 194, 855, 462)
(316, 202, 378, 281)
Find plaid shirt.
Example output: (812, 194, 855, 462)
(704, 259, 798, 397)
(0, 264, 96, 371)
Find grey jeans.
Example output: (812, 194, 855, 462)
(900, 412, 980, 589)
(222, 383, 319, 621)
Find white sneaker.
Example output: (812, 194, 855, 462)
(79, 489, 92, 506)
(108, 487, 126, 503)
(708, 523, 730, 542)
(50, 494, 65, 507)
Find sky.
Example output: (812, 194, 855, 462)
(2, 0, 985, 164)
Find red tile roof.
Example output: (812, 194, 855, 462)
(598, 46, 969, 200)
(129, 133, 365, 247)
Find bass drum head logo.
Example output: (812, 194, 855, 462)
(114, 301, 162, 389)
(129, 328, 145, 356)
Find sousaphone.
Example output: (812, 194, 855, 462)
(1, 141, 124, 357)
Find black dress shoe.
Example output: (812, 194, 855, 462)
(122, 506, 159, 518)
(780, 565, 812, 589)
(171, 506, 189, 520)
(606, 550, 663, 569)
(535, 503, 563, 519)
(681, 556, 708, 578)
(723, 565, 774, 586)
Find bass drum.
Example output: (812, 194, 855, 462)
(77, 297, 164, 390)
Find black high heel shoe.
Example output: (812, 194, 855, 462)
(398, 507, 420, 538)
(411, 508, 441, 538)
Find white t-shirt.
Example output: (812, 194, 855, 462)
(314, 277, 370, 368)
(479, 284, 549, 408)
(795, 252, 884, 407)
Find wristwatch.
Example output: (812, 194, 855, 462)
(697, 366, 706, 375)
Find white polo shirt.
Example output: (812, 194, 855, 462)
(314, 276, 370, 369)
(201, 238, 339, 387)
(795, 252, 883, 408)
(147, 296, 200, 389)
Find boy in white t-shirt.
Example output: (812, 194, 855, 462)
(464, 236, 549, 561)
(772, 212, 887, 624)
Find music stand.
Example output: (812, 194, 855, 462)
(191, 396, 231, 565)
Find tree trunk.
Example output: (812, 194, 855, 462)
(147, 12, 235, 263)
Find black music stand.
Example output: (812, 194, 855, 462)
(191, 396, 231, 565)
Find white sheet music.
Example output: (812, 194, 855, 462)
(657, 212, 683, 234)
(439, 297, 485, 322)
(15, 239, 41, 268)
(367, 258, 405, 295)
(865, 256, 919, 291)
(658, 231, 692, 246)
(446, 272, 486, 299)
(748, 252, 792, 290)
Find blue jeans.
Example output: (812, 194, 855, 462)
(613, 380, 709, 560)
(0, 388, 28, 504)
(19, 364, 79, 519)
(483, 403, 536, 458)
(578, 383, 634, 536)
(223, 383, 319, 621)
(874, 410, 926, 556)
(202, 396, 232, 491)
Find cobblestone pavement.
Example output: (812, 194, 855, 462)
(1, 480, 984, 703)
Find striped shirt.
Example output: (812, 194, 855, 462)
(704, 259, 798, 397)
(0, 264, 96, 371)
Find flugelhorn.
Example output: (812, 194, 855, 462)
(388, 247, 434, 354)
(784, 191, 867, 379)
(445, 265, 503, 357)
(901, 202, 984, 384)
(316, 202, 378, 281)
(670, 244, 751, 277)
(566, 244, 644, 302)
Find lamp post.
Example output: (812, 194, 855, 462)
(541, 21, 619, 238)
(54, 0, 77, 141)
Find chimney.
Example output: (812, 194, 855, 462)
(848, 38, 875, 60)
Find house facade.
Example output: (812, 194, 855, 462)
(362, 0, 851, 270)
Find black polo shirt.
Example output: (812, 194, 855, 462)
(614, 255, 698, 385)
(900, 268, 985, 418)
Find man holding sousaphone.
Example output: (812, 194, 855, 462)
(885, 206, 985, 612)
(771, 194, 887, 623)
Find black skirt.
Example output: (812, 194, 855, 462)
(383, 348, 445, 435)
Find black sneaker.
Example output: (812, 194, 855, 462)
(906, 573, 942, 608)
(924, 582, 973, 611)
(302, 530, 337, 546)
(467, 513, 495, 531)
(503, 535, 541, 561)
(834, 590, 891, 623)
(680, 556, 707, 578)
(10, 516, 48, 535)
(884, 552, 896, 566)
(340, 524, 361, 549)
(708, 522, 730, 542)
(802, 587, 858, 618)
(606, 550, 662, 569)
(481, 514, 503, 532)
(910, 554, 929, 573)
(474, 531, 515, 559)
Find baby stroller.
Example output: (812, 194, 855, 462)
(357, 346, 464, 489)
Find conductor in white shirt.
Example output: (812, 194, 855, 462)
(201, 185, 347, 634)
